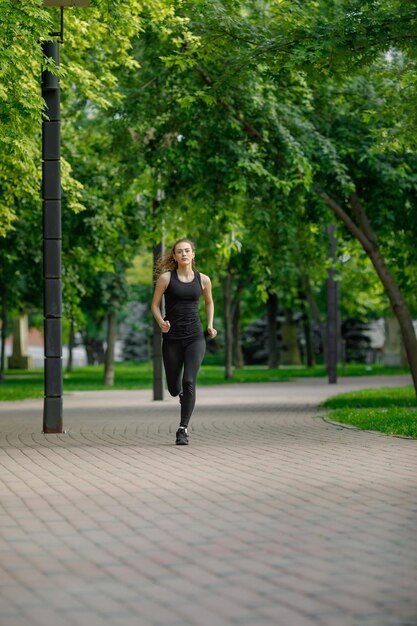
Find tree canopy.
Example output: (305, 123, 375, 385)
(1, 0, 417, 385)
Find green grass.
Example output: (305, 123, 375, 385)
(200, 362, 410, 383)
(0, 361, 411, 402)
(0, 382, 44, 402)
(322, 386, 417, 409)
(322, 386, 417, 438)
(0, 363, 154, 401)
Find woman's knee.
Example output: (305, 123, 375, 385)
(167, 382, 181, 397)
(182, 379, 195, 397)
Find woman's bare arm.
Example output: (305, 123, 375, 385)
(201, 273, 217, 338)
(151, 272, 171, 333)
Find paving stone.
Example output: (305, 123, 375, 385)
(0, 377, 416, 626)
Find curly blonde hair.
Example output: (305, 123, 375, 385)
(154, 238, 196, 279)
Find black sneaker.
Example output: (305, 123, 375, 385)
(176, 428, 189, 445)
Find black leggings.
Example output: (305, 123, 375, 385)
(162, 335, 206, 428)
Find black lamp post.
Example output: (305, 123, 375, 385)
(42, 0, 89, 433)
(152, 241, 164, 401)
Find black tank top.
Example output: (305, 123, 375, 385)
(164, 270, 204, 339)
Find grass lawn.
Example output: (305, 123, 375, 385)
(322, 386, 417, 438)
(0, 360, 411, 402)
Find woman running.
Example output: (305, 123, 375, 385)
(151, 238, 217, 445)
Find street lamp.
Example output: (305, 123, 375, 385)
(42, 0, 89, 433)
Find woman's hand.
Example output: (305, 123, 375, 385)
(207, 326, 217, 339)
(160, 320, 171, 333)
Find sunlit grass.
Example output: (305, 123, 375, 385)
(323, 386, 417, 409)
(322, 386, 417, 438)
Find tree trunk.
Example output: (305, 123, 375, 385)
(232, 295, 244, 368)
(8, 314, 32, 370)
(281, 309, 302, 365)
(367, 247, 417, 381)
(85, 334, 105, 365)
(303, 314, 315, 367)
(266, 292, 279, 369)
(103, 310, 118, 386)
(66, 320, 74, 374)
(0, 289, 7, 381)
(299, 289, 315, 367)
(222, 274, 234, 379)
(302, 275, 326, 361)
(85, 338, 95, 366)
(319, 190, 417, 395)
(384, 317, 408, 367)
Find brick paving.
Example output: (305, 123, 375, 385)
(0, 375, 416, 626)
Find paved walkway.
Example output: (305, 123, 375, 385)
(0, 376, 416, 626)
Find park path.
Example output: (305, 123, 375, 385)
(0, 375, 416, 626)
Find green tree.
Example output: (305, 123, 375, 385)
(308, 66, 417, 390)
(170, 0, 417, 388)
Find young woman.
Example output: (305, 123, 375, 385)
(151, 238, 217, 445)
